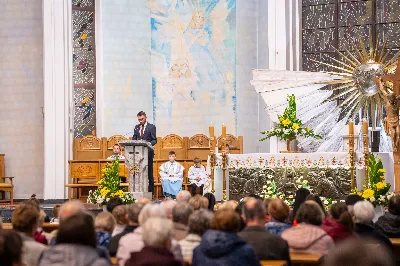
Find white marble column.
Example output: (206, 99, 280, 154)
(43, 0, 73, 199)
(263, 0, 302, 152)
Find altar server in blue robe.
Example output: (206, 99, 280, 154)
(188, 157, 208, 196)
(160, 151, 184, 199)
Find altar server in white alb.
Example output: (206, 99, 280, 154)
(188, 157, 207, 196)
(160, 151, 184, 199)
(107, 144, 125, 160)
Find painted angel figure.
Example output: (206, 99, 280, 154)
(183, 10, 225, 100)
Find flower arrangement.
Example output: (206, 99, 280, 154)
(295, 176, 311, 190)
(88, 157, 134, 206)
(353, 154, 394, 207)
(260, 94, 322, 141)
(319, 197, 339, 211)
(261, 176, 294, 208)
(260, 175, 341, 211)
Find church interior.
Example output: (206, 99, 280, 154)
(1, 0, 400, 265)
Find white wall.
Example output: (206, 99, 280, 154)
(0, 0, 44, 199)
(236, 0, 262, 153)
(98, 0, 152, 138)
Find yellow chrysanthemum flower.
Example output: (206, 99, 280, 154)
(279, 117, 284, 122)
(282, 119, 291, 127)
(292, 123, 300, 130)
(362, 189, 374, 199)
(380, 175, 385, 180)
(357, 192, 362, 196)
(378, 169, 386, 173)
(375, 182, 387, 190)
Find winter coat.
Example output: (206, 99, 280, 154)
(355, 223, 393, 250)
(192, 229, 261, 266)
(125, 246, 188, 266)
(281, 223, 335, 255)
(38, 244, 111, 266)
(117, 226, 183, 266)
(375, 213, 400, 238)
(19, 232, 48, 266)
(321, 218, 356, 242)
(96, 231, 112, 249)
(238, 226, 291, 266)
(265, 220, 292, 236)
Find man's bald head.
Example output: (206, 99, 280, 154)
(59, 200, 85, 222)
(137, 197, 151, 205)
(160, 199, 177, 219)
(176, 191, 191, 202)
(242, 198, 265, 225)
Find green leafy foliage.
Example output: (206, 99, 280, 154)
(260, 94, 322, 141)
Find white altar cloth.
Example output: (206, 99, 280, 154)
(209, 152, 394, 201)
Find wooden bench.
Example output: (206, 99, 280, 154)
(68, 159, 130, 200)
(390, 238, 400, 246)
(2, 222, 59, 233)
(261, 260, 287, 266)
(290, 253, 322, 265)
(0, 154, 14, 204)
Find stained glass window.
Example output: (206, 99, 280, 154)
(302, 0, 400, 72)
(72, 0, 96, 138)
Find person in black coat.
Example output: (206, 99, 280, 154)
(192, 208, 260, 266)
(375, 194, 400, 238)
(108, 203, 144, 256)
(353, 201, 393, 251)
(238, 198, 291, 266)
(132, 111, 157, 197)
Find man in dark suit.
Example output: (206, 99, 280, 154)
(238, 198, 291, 266)
(132, 111, 157, 197)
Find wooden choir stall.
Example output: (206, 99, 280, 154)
(68, 134, 243, 200)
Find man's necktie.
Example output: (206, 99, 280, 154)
(140, 125, 144, 137)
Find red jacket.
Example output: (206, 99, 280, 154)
(34, 231, 48, 245)
(321, 218, 356, 243)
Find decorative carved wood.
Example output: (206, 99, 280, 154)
(162, 134, 184, 148)
(189, 134, 210, 148)
(107, 135, 128, 149)
(79, 136, 101, 150)
(217, 134, 237, 148)
(71, 163, 98, 178)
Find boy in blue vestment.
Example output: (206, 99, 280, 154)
(160, 151, 184, 199)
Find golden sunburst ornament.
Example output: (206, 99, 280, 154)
(314, 38, 400, 127)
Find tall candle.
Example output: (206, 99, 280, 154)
(222, 123, 227, 137)
(362, 120, 368, 134)
(348, 121, 354, 135)
(209, 123, 214, 137)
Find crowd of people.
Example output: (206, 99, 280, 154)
(0, 189, 399, 266)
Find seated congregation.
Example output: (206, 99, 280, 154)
(1, 190, 399, 266)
